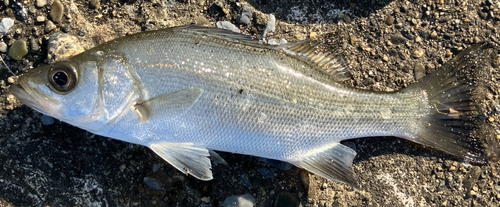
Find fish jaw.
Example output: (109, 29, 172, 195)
(9, 66, 63, 116)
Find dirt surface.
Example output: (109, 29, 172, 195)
(1, 0, 500, 206)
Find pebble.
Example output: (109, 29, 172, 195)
(415, 36, 422, 43)
(262, 14, 276, 39)
(382, 55, 389, 62)
(0, 42, 7, 53)
(62, 25, 71, 33)
(47, 33, 84, 62)
(201, 197, 211, 203)
(445, 51, 452, 58)
(152, 164, 160, 172)
(267, 39, 279, 45)
(36, 0, 46, 7)
(45, 21, 56, 33)
(50, 0, 64, 23)
(430, 30, 438, 39)
(222, 193, 256, 207)
(216, 21, 240, 33)
(41, 115, 54, 125)
(8, 40, 28, 60)
(89, 0, 100, 9)
(78, 29, 86, 36)
(143, 177, 162, 190)
(309, 32, 317, 38)
(240, 174, 252, 189)
(274, 192, 300, 207)
(36, 16, 46, 23)
(238, 6, 253, 25)
(412, 48, 425, 58)
(6, 94, 16, 104)
(279, 38, 287, 45)
(495, 185, 500, 192)
(414, 63, 425, 80)
(7, 76, 15, 84)
(390, 34, 407, 44)
(0, 18, 14, 34)
(30, 38, 40, 52)
(341, 14, 352, 23)
(385, 15, 394, 25)
(258, 168, 275, 179)
(350, 36, 358, 45)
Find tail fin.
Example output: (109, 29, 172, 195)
(406, 43, 499, 163)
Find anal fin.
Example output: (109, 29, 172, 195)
(292, 143, 359, 189)
(150, 142, 213, 180)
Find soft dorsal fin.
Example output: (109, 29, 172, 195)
(278, 40, 351, 82)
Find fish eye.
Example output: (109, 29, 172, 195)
(48, 62, 78, 94)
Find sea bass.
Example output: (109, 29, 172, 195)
(9, 26, 492, 188)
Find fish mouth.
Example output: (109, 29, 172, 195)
(9, 80, 61, 115)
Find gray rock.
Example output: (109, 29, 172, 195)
(143, 177, 162, 190)
(222, 193, 256, 207)
(36, 0, 46, 7)
(262, 14, 276, 39)
(45, 20, 56, 33)
(279, 38, 287, 45)
(152, 164, 160, 172)
(89, 0, 100, 9)
(0, 18, 14, 34)
(390, 34, 407, 44)
(41, 115, 54, 125)
(414, 63, 425, 80)
(216, 21, 240, 33)
(267, 39, 279, 45)
(47, 33, 84, 63)
(8, 40, 28, 60)
(258, 168, 275, 179)
(0, 42, 7, 53)
(238, 6, 253, 25)
(30, 38, 40, 52)
(12, 1, 28, 20)
(50, 0, 64, 23)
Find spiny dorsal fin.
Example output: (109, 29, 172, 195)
(278, 40, 351, 82)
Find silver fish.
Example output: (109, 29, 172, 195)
(9, 26, 492, 188)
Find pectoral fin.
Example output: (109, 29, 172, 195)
(292, 143, 359, 189)
(135, 88, 203, 123)
(150, 142, 213, 180)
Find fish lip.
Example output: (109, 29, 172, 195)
(9, 79, 60, 115)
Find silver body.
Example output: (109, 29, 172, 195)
(91, 28, 428, 161)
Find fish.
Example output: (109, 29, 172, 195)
(9, 25, 495, 188)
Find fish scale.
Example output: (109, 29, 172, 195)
(10, 26, 494, 188)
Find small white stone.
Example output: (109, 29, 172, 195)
(0, 42, 7, 53)
(36, 0, 47, 7)
(0, 18, 14, 34)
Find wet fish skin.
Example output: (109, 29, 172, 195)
(9, 26, 492, 187)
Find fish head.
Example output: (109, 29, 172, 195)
(10, 59, 103, 128)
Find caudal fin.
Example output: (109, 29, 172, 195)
(406, 43, 499, 163)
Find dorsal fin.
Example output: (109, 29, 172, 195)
(173, 25, 261, 44)
(278, 40, 351, 82)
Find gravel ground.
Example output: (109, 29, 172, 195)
(1, 0, 500, 206)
